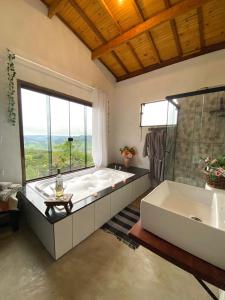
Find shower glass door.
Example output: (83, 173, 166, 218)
(168, 90, 225, 188)
(164, 100, 178, 180)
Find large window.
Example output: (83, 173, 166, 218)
(19, 82, 93, 182)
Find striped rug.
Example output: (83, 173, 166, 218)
(101, 205, 140, 250)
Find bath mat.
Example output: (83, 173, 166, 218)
(101, 205, 140, 250)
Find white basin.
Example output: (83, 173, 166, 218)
(140, 180, 225, 270)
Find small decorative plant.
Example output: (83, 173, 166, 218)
(120, 146, 136, 168)
(7, 49, 17, 126)
(200, 154, 225, 189)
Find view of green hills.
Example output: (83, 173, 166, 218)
(24, 135, 93, 180)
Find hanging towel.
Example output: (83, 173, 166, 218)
(143, 129, 167, 183)
(143, 130, 155, 180)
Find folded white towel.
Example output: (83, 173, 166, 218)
(9, 183, 22, 193)
(8, 193, 18, 210)
(0, 189, 13, 202)
(0, 182, 12, 191)
(0, 183, 22, 202)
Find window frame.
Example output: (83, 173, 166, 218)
(17, 80, 94, 184)
(140, 99, 179, 127)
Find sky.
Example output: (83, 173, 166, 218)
(21, 89, 92, 136)
(142, 100, 178, 126)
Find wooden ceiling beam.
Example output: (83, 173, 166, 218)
(98, 0, 144, 69)
(92, 0, 211, 59)
(197, 7, 205, 48)
(131, 0, 161, 63)
(68, 0, 128, 74)
(163, 0, 182, 56)
(48, 0, 64, 18)
(117, 41, 225, 81)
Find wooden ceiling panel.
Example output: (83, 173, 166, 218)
(203, 0, 225, 46)
(175, 9, 201, 55)
(104, 0, 141, 31)
(170, 0, 183, 4)
(42, 0, 225, 81)
(45, 0, 54, 5)
(151, 21, 178, 60)
(114, 44, 143, 72)
(75, 0, 119, 40)
(100, 52, 127, 77)
(137, 0, 167, 19)
(129, 33, 159, 66)
(58, 1, 103, 49)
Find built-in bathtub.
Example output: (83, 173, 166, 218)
(18, 165, 150, 260)
(31, 168, 135, 207)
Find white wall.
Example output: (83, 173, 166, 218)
(111, 49, 225, 168)
(0, 0, 115, 183)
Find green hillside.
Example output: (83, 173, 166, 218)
(24, 135, 93, 180)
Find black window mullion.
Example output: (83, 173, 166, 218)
(46, 96, 52, 175)
(69, 101, 72, 171)
(84, 105, 87, 168)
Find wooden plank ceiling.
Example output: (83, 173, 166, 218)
(42, 0, 225, 81)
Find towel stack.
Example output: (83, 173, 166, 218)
(0, 182, 22, 211)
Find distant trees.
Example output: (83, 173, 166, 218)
(25, 139, 94, 180)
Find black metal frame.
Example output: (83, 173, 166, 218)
(166, 85, 225, 100)
(194, 277, 220, 300)
(17, 80, 94, 184)
(140, 99, 179, 128)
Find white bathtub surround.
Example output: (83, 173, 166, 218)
(141, 180, 225, 270)
(92, 89, 108, 168)
(20, 169, 150, 259)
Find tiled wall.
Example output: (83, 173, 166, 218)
(174, 91, 225, 187)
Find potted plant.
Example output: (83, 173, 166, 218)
(200, 154, 225, 189)
(120, 146, 136, 168)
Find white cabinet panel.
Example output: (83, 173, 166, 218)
(122, 183, 133, 207)
(110, 188, 123, 217)
(94, 195, 111, 230)
(23, 200, 55, 258)
(110, 184, 133, 217)
(54, 216, 73, 259)
(142, 174, 151, 192)
(72, 204, 94, 247)
(133, 175, 150, 200)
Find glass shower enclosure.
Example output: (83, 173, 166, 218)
(165, 88, 225, 188)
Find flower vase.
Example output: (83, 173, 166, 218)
(123, 157, 130, 168)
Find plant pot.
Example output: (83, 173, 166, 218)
(204, 171, 225, 190)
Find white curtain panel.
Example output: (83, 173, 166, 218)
(91, 89, 108, 168)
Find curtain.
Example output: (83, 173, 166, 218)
(91, 89, 108, 168)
